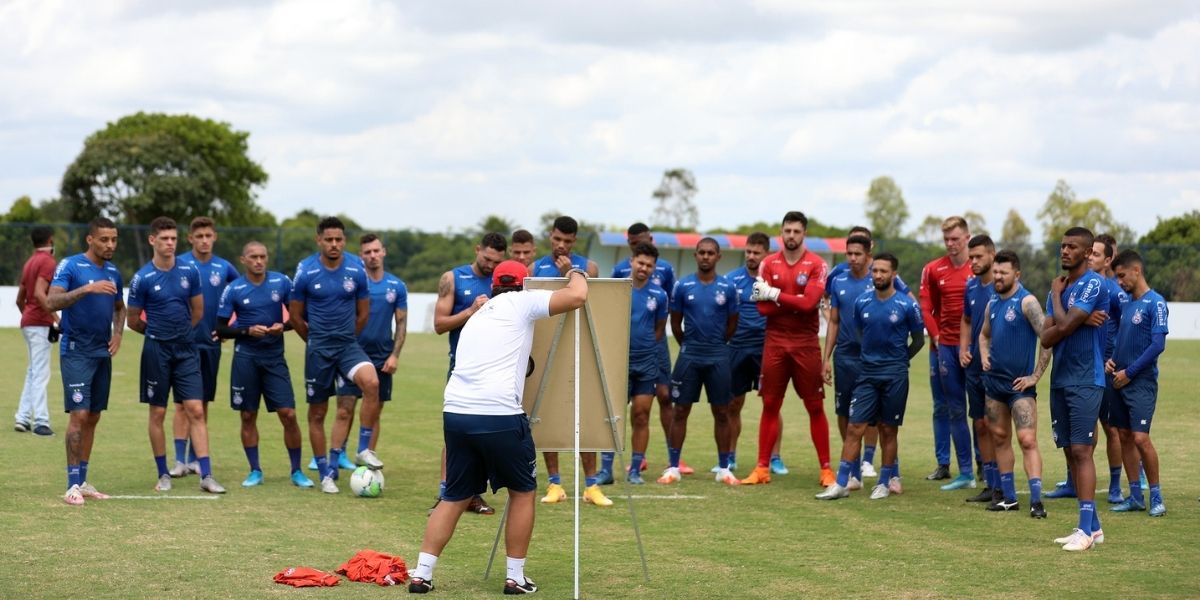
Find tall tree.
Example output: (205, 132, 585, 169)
(1036, 179, 1134, 245)
(963, 210, 989, 238)
(864, 176, 908, 240)
(475, 214, 519, 237)
(1000, 208, 1032, 249)
(650, 168, 699, 231)
(1138, 211, 1200, 301)
(912, 214, 943, 243)
(2, 196, 40, 223)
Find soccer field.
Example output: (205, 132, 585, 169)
(2, 330, 1198, 598)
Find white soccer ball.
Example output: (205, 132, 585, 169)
(350, 466, 384, 498)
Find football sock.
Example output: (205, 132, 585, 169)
(718, 452, 731, 470)
(1149, 484, 1163, 505)
(729, 451, 736, 465)
(882, 463, 898, 482)
(585, 475, 597, 487)
(1129, 480, 1143, 503)
(357, 427, 372, 454)
(894, 458, 901, 478)
(1000, 471, 1017, 502)
(1091, 501, 1102, 532)
(1109, 466, 1122, 496)
(757, 395, 784, 466)
(187, 440, 197, 465)
(80, 460, 89, 484)
(863, 444, 877, 465)
(1078, 500, 1095, 536)
(630, 452, 645, 476)
(413, 552, 437, 582)
(287, 446, 301, 473)
(67, 464, 81, 489)
(329, 449, 344, 480)
(1062, 466, 1074, 489)
(668, 447, 681, 469)
(244, 445, 260, 472)
(850, 453, 862, 480)
(802, 396, 831, 469)
(506, 556, 526, 586)
(154, 455, 169, 478)
(316, 456, 330, 480)
(174, 438, 188, 464)
(197, 456, 212, 479)
(548, 473, 561, 485)
(600, 452, 615, 473)
(1029, 478, 1042, 503)
(836, 459, 853, 487)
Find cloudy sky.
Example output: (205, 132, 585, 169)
(2, 0, 1198, 240)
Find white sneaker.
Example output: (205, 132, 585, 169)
(155, 474, 172, 492)
(656, 467, 681, 484)
(710, 464, 721, 474)
(168, 461, 190, 478)
(1055, 528, 1103, 545)
(887, 476, 904, 495)
(869, 484, 890, 500)
(860, 462, 878, 478)
(321, 475, 340, 494)
(63, 484, 85, 506)
(79, 482, 110, 499)
(1061, 529, 1094, 551)
(199, 476, 227, 494)
(714, 468, 739, 486)
(847, 476, 863, 491)
(357, 449, 384, 470)
(815, 483, 849, 500)
(187, 461, 201, 475)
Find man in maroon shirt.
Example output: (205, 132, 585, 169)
(15, 226, 59, 436)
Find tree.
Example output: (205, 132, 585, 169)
(3, 196, 40, 223)
(475, 214, 519, 237)
(1000, 209, 1032, 249)
(912, 215, 943, 243)
(650, 168, 699, 231)
(963, 210, 989, 238)
(1138, 211, 1200, 301)
(1036, 179, 1134, 245)
(60, 112, 272, 227)
(716, 216, 843, 238)
(864, 176, 908, 240)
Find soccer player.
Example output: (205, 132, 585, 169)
(127, 216, 225, 494)
(978, 250, 1051, 518)
(817, 253, 923, 500)
(215, 242, 313, 488)
(959, 235, 999, 502)
(1107, 250, 1168, 517)
(741, 211, 831, 486)
(289, 216, 383, 495)
(919, 216, 975, 489)
(510, 229, 537, 268)
(430, 232, 507, 515)
(659, 238, 739, 486)
(410, 261, 589, 595)
(624, 243, 668, 484)
(169, 216, 239, 477)
(16, 225, 58, 436)
(1041, 227, 1110, 552)
(330, 234, 408, 466)
(48, 217, 126, 505)
(723, 232, 770, 474)
(1087, 233, 1129, 503)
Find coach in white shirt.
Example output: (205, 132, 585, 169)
(410, 259, 589, 595)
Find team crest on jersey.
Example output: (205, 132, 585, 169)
(796, 273, 809, 286)
(652, 274, 663, 286)
(386, 289, 397, 304)
(180, 277, 190, 290)
(646, 296, 658, 312)
(715, 291, 727, 306)
(72, 390, 83, 404)
(1005, 306, 1017, 322)
(1132, 310, 1143, 325)
(271, 290, 281, 303)
(209, 271, 221, 287)
(343, 278, 356, 293)
(888, 311, 899, 323)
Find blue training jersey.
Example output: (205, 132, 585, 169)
(291, 254, 369, 347)
(985, 285, 1038, 382)
(1101, 276, 1128, 360)
(217, 272, 291, 358)
(1112, 289, 1168, 380)
(726, 266, 766, 349)
(612, 257, 676, 299)
(828, 268, 873, 358)
(127, 260, 202, 343)
(448, 263, 492, 357)
(826, 261, 911, 296)
(179, 251, 239, 348)
(853, 290, 924, 376)
(630, 282, 668, 357)
(52, 253, 123, 358)
(963, 277, 994, 370)
(671, 273, 738, 359)
(1046, 270, 1109, 388)
(358, 272, 408, 360)
(531, 253, 588, 278)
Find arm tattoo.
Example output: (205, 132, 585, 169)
(47, 286, 89, 311)
(112, 302, 127, 336)
(1013, 401, 1037, 431)
(437, 272, 453, 298)
(391, 312, 408, 358)
(1022, 297, 1046, 334)
(1033, 345, 1051, 380)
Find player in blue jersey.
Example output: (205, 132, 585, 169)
(1088, 233, 1130, 503)
(623, 243, 669, 484)
(1107, 250, 1168, 517)
(215, 241, 312, 488)
(1040, 227, 1110, 551)
(958, 235, 999, 502)
(721, 232, 770, 475)
(289, 216, 381, 495)
(429, 232, 507, 515)
(166, 216, 240, 478)
(817, 252, 923, 500)
(659, 238, 740, 486)
(331, 234, 408, 465)
(978, 250, 1051, 518)
(127, 217, 225, 494)
(48, 217, 127, 506)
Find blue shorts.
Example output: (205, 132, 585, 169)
(337, 357, 393, 402)
(1099, 374, 1119, 425)
(656, 340, 671, 387)
(60, 353, 112, 413)
(1049, 386, 1102, 448)
(628, 352, 658, 398)
(965, 366, 986, 419)
(833, 354, 861, 418)
(443, 412, 536, 501)
(196, 345, 222, 402)
(304, 343, 373, 403)
(1108, 377, 1158, 433)
(729, 346, 762, 397)
(140, 338, 203, 407)
(849, 374, 909, 426)
(230, 352, 295, 412)
(982, 373, 1036, 407)
(670, 353, 732, 406)
(936, 344, 967, 420)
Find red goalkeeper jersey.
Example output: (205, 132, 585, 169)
(919, 255, 973, 347)
(757, 249, 827, 347)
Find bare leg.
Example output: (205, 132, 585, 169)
(505, 490, 537, 558)
(276, 408, 302, 450)
(354, 367, 382, 431)
(543, 452, 559, 479)
(148, 406, 167, 457)
(1132, 432, 1159, 485)
(420, 498, 470, 555)
(182, 399, 209, 457)
(655, 384, 673, 441)
(240, 410, 259, 449)
(330, 395, 356, 453)
(729, 394, 745, 456)
(1012, 398, 1041, 480)
(630, 394, 653, 454)
(987, 400, 1015, 474)
(1068, 444, 1096, 503)
(670, 403, 692, 453)
(81, 411, 102, 463)
(711, 404, 731, 454)
(308, 402, 328, 459)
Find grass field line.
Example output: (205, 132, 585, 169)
(103, 495, 222, 500)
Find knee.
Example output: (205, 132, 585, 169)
(1132, 432, 1153, 449)
(308, 406, 326, 423)
(277, 408, 296, 422)
(802, 397, 824, 416)
(711, 409, 729, 424)
(631, 410, 650, 429)
(1016, 432, 1037, 451)
(239, 412, 257, 425)
(335, 404, 354, 421)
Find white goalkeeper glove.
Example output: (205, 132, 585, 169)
(750, 276, 781, 303)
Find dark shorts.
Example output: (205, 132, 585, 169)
(965, 366, 986, 419)
(670, 352, 732, 405)
(1108, 377, 1158, 433)
(849, 374, 909, 426)
(304, 344, 373, 403)
(230, 352, 295, 412)
(628, 352, 658, 398)
(1099, 374, 1119, 425)
(759, 343, 824, 402)
(982, 374, 1037, 407)
(656, 340, 671, 387)
(729, 345, 762, 397)
(337, 358, 393, 402)
(61, 353, 112, 413)
(443, 412, 536, 501)
(196, 345, 222, 402)
(1049, 386, 1102, 448)
(833, 354, 862, 418)
(140, 338, 203, 407)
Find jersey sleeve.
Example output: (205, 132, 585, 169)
(355, 270, 369, 300)
(127, 271, 144, 309)
(894, 273, 911, 296)
(216, 285, 235, 319)
(50, 259, 73, 290)
(188, 268, 202, 298)
(396, 279, 409, 311)
(654, 290, 668, 322)
(36, 255, 55, 282)
(1151, 298, 1169, 335)
(919, 263, 939, 339)
(669, 281, 683, 313)
(291, 269, 308, 303)
(225, 262, 239, 283)
(1072, 277, 1104, 314)
(280, 275, 292, 304)
(661, 265, 675, 297)
(908, 298, 925, 335)
(828, 278, 842, 310)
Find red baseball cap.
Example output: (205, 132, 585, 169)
(492, 260, 529, 288)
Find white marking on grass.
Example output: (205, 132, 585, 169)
(106, 495, 221, 500)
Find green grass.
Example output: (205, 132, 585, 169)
(2, 330, 1198, 598)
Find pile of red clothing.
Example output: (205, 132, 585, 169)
(274, 549, 409, 588)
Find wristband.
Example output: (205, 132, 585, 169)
(566, 268, 588, 279)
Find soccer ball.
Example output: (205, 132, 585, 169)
(350, 466, 384, 498)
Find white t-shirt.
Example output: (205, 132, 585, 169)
(443, 289, 553, 416)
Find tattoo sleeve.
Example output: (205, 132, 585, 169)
(112, 301, 127, 337)
(436, 272, 452, 298)
(47, 286, 89, 311)
(1013, 401, 1036, 430)
(1024, 297, 1051, 379)
(391, 311, 408, 358)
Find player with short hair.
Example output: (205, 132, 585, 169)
(659, 238, 740, 486)
(959, 234, 999, 502)
(49, 218, 126, 505)
(510, 229, 536, 267)
(289, 216, 383, 495)
(624, 243, 669, 484)
(127, 216, 225, 493)
(409, 260, 589, 595)
(742, 211, 832, 486)
(16, 225, 59, 436)
(1107, 250, 1168, 517)
(1087, 233, 1129, 503)
(817, 253, 923, 500)
(722, 231, 770, 474)
(216, 241, 312, 488)
(978, 250, 1051, 518)
(1041, 227, 1110, 551)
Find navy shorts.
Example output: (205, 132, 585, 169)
(729, 346, 762, 397)
(965, 367, 986, 419)
(1049, 386, 1102, 448)
(628, 352, 658, 398)
(670, 353, 732, 406)
(833, 354, 862, 418)
(656, 340, 671, 387)
(304, 343, 373, 403)
(982, 374, 1036, 407)
(230, 352, 295, 412)
(1108, 377, 1158, 433)
(848, 374, 909, 426)
(60, 353, 112, 413)
(443, 412, 536, 501)
(140, 338, 203, 407)
(196, 345, 222, 402)
(337, 358, 393, 402)
(1099, 374, 1119, 425)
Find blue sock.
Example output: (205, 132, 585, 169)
(630, 452, 645, 475)
(327, 450, 341, 480)
(1129, 480, 1143, 503)
(174, 439, 188, 464)
(1000, 471, 1017, 502)
(989, 461, 1001, 490)
(1109, 466, 1122, 494)
(67, 464, 81, 489)
(836, 459, 853, 487)
(1029, 478, 1042, 503)
(197, 456, 212, 479)
(1078, 500, 1095, 536)
(316, 456, 330, 480)
(1149, 484, 1162, 505)
(863, 444, 876, 465)
(718, 452, 731, 469)
(668, 447, 681, 469)
(548, 473, 561, 485)
(357, 427, 373, 454)
(1091, 502, 1102, 532)
(585, 475, 598, 487)
(883, 463, 898, 482)
(729, 451, 736, 465)
(80, 460, 89, 484)
(340, 440, 348, 454)
(287, 446, 301, 473)
(851, 459, 862, 481)
(154, 455, 168, 478)
(982, 462, 994, 489)
(894, 458, 900, 478)
(877, 465, 892, 483)
(1062, 466, 1074, 490)
(601, 452, 615, 473)
(187, 441, 197, 464)
(244, 445, 260, 472)
(438, 480, 447, 498)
